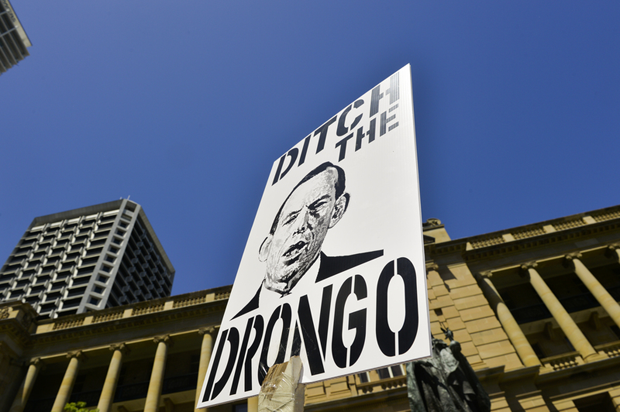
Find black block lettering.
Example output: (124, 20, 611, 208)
(396, 257, 418, 354)
(366, 118, 376, 143)
(376, 258, 418, 356)
(204, 327, 240, 401)
(337, 104, 353, 136)
(271, 148, 299, 185)
(230, 315, 264, 395)
(386, 72, 399, 104)
(314, 116, 337, 154)
(349, 275, 367, 365)
(258, 304, 292, 384)
(298, 135, 312, 166)
(297, 294, 327, 375)
(370, 85, 383, 118)
(335, 133, 354, 161)
(332, 275, 367, 368)
(380, 112, 397, 136)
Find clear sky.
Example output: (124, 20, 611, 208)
(1, 1, 619, 296)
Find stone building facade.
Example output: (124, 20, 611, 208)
(3, 204, 620, 412)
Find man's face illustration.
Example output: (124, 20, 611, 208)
(260, 167, 347, 294)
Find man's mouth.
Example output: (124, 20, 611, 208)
(283, 240, 308, 262)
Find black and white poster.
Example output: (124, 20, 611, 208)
(199, 65, 430, 408)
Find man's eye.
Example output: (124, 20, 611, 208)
(309, 201, 327, 213)
(283, 214, 297, 225)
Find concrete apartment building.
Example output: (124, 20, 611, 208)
(3, 204, 620, 412)
(0, 0, 31, 75)
(0, 200, 175, 318)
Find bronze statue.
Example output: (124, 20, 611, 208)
(406, 329, 491, 412)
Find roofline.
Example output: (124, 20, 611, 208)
(30, 200, 126, 227)
(28, 199, 175, 278)
(462, 204, 620, 243)
(427, 203, 620, 255)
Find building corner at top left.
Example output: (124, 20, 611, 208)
(0, 0, 31, 75)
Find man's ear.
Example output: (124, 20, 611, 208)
(329, 193, 350, 228)
(258, 235, 272, 262)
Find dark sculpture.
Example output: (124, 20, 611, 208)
(406, 329, 491, 412)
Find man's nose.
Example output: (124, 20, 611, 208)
(293, 207, 310, 233)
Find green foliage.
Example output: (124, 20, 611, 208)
(64, 402, 98, 412)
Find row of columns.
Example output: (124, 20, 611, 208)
(8, 327, 219, 412)
(477, 248, 620, 367)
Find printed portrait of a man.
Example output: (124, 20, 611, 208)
(233, 161, 383, 319)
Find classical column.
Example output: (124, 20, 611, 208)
(566, 252, 620, 330)
(475, 272, 541, 367)
(144, 335, 171, 412)
(97, 344, 129, 412)
(9, 358, 44, 412)
(51, 351, 86, 412)
(521, 262, 598, 361)
(195, 327, 218, 412)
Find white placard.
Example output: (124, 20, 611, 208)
(199, 65, 430, 408)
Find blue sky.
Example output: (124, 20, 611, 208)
(1, 1, 619, 296)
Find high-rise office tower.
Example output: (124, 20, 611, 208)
(0, 199, 175, 318)
(0, 0, 31, 75)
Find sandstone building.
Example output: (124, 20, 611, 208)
(0, 200, 175, 318)
(2, 204, 620, 412)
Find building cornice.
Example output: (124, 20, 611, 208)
(426, 205, 620, 262)
(0, 285, 232, 354)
